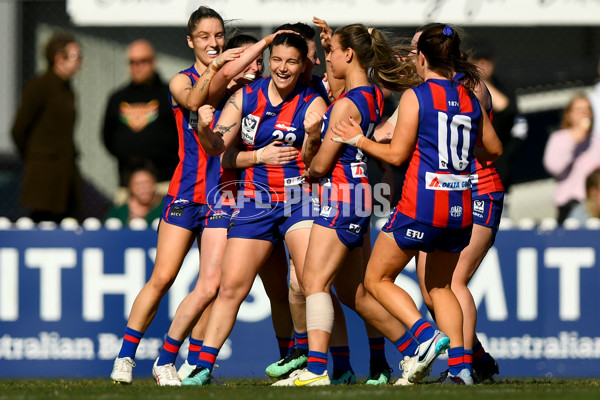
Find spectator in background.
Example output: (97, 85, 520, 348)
(11, 32, 83, 223)
(567, 168, 600, 223)
(104, 162, 163, 225)
(543, 95, 600, 224)
(102, 39, 179, 205)
(472, 42, 526, 194)
(589, 55, 600, 135)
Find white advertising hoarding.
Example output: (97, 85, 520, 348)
(67, 0, 600, 27)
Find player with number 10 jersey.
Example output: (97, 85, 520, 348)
(394, 78, 482, 229)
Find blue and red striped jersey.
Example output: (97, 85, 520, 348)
(167, 65, 235, 205)
(397, 79, 482, 228)
(320, 84, 384, 206)
(470, 87, 504, 196)
(239, 77, 319, 203)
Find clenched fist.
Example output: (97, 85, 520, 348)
(197, 104, 215, 130)
(304, 111, 323, 137)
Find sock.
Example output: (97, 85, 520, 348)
(295, 331, 308, 351)
(464, 349, 473, 373)
(117, 327, 144, 359)
(394, 331, 419, 357)
(330, 345, 352, 372)
(448, 346, 465, 376)
(157, 336, 183, 366)
(410, 319, 435, 344)
(277, 335, 295, 359)
(307, 350, 328, 375)
(186, 337, 203, 365)
(197, 346, 219, 371)
(368, 336, 386, 361)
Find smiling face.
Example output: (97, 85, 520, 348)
(269, 44, 305, 93)
(230, 44, 264, 89)
(186, 17, 225, 67)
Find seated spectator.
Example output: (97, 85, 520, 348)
(104, 163, 163, 225)
(567, 168, 600, 223)
(543, 94, 600, 224)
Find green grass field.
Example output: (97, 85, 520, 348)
(0, 378, 598, 400)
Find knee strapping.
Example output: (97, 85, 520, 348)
(306, 292, 334, 333)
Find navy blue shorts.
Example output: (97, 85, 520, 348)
(203, 205, 232, 229)
(382, 210, 472, 253)
(472, 191, 503, 245)
(160, 195, 216, 233)
(313, 202, 370, 250)
(227, 194, 319, 244)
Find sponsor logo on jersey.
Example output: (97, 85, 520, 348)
(275, 123, 297, 132)
(173, 198, 189, 204)
(319, 177, 331, 187)
(284, 176, 304, 186)
(425, 172, 471, 191)
(188, 110, 198, 130)
(450, 206, 463, 218)
(351, 162, 367, 178)
(241, 114, 260, 145)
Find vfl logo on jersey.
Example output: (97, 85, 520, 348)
(351, 162, 367, 178)
(320, 205, 334, 217)
(406, 228, 424, 240)
(241, 114, 260, 145)
(426, 172, 471, 191)
(188, 111, 198, 130)
(473, 199, 485, 214)
(348, 223, 361, 234)
(450, 206, 463, 218)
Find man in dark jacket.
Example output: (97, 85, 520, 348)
(11, 32, 83, 223)
(102, 39, 179, 204)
